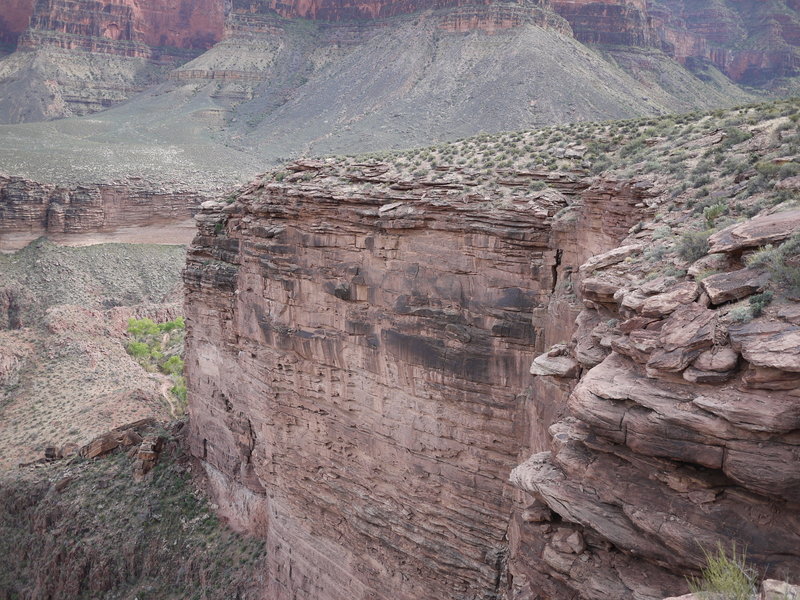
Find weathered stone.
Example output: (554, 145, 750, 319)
(81, 434, 120, 459)
(640, 282, 699, 317)
(761, 579, 800, 600)
(729, 321, 800, 372)
(530, 354, 581, 378)
(682, 367, 735, 384)
(581, 276, 627, 304)
(578, 244, 642, 276)
(692, 346, 739, 372)
(700, 268, 769, 305)
(708, 210, 800, 254)
(687, 252, 736, 278)
(647, 304, 716, 373)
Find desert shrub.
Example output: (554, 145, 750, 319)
(747, 233, 800, 295)
(703, 202, 727, 228)
(677, 230, 710, 262)
(688, 543, 757, 600)
(749, 291, 774, 317)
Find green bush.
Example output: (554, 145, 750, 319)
(688, 543, 757, 600)
(749, 291, 774, 317)
(677, 230, 710, 262)
(162, 356, 184, 376)
(703, 202, 727, 228)
(746, 233, 800, 295)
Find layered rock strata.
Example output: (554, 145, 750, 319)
(184, 160, 652, 599)
(0, 174, 202, 235)
(510, 211, 800, 598)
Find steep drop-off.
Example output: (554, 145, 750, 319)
(185, 99, 800, 599)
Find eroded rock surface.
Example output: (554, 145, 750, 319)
(184, 160, 648, 599)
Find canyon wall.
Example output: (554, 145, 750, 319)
(183, 161, 653, 599)
(0, 174, 203, 236)
(510, 211, 800, 598)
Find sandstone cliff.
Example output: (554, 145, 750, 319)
(185, 98, 800, 599)
(0, 174, 204, 239)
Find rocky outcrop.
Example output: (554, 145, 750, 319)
(183, 160, 652, 599)
(510, 214, 800, 598)
(550, 0, 654, 45)
(0, 174, 203, 235)
(650, 0, 800, 84)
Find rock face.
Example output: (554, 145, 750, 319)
(650, 0, 800, 84)
(550, 0, 654, 45)
(20, 0, 223, 57)
(0, 174, 203, 236)
(0, 0, 34, 46)
(509, 220, 800, 597)
(184, 161, 651, 599)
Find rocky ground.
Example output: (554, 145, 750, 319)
(0, 239, 185, 469)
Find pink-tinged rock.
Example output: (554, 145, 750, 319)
(729, 321, 800, 372)
(692, 391, 800, 433)
(578, 244, 642, 276)
(688, 252, 737, 278)
(708, 210, 800, 254)
(640, 282, 699, 317)
(682, 367, 735, 384)
(700, 268, 770, 305)
(530, 354, 580, 378)
(692, 346, 739, 372)
(742, 365, 800, 390)
(647, 304, 716, 372)
(580, 276, 627, 304)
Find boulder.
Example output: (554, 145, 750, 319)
(530, 354, 580, 378)
(761, 579, 800, 600)
(708, 210, 800, 254)
(578, 244, 642, 277)
(700, 268, 769, 305)
(640, 282, 699, 317)
(692, 347, 739, 372)
(729, 321, 800, 372)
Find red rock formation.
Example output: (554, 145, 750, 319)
(19, 0, 225, 57)
(0, 174, 203, 235)
(550, 0, 655, 45)
(183, 162, 653, 599)
(650, 0, 800, 84)
(0, 0, 35, 46)
(509, 210, 800, 598)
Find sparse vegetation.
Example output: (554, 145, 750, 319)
(688, 543, 758, 600)
(126, 317, 187, 413)
(677, 230, 711, 262)
(746, 233, 800, 296)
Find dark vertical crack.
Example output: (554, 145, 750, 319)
(551, 248, 563, 295)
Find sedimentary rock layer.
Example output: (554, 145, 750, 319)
(511, 213, 800, 598)
(184, 161, 651, 599)
(0, 174, 202, 235)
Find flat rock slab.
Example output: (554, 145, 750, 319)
(530, 354, 580, 378)
(729, 321, 800, 372)
(640, 282, 699, 317)
(700, 268, 769, 305)
(708, 209, 800, 254)
(579, 244, 642, 276)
